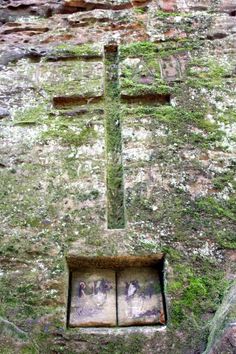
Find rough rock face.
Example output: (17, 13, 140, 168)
(208, 325, 236, 354)
(0, 0, 235, 353)
(203, 281, 236, 354)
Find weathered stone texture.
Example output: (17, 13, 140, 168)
(70, 270, 116, 327)
(117, 268, 165, 326)
(208, 325, 236, 354)
(0, 0, 236, 353)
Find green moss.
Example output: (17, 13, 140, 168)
(121, 82, 171, 96)
(186, 58, 230, 89)
(0, 167, 52, 229)
(53, 44, 101, 58)
(41, 125, 97, 146)
(133, 6, 147, 14)
(41, 59, 103, 98)
(0, 274, 46, 321)
(106, 100, 122, 154)
(120, 40, 200, 60)
(120, 42, 157, 59)
(212, 170, 236, 191)
(122, 104, 221, 149)
(157, 40, 200, 58)
(97, 334, 144, 354)
(216, 230, 236, 249)
(154, 106, 205, 126)
(62, 155, 78, 179)
(153, 11, 212, 40)
(0, 348, 15, 354)
(218, 109, 236, 124)
(120, 52, 171, 96)
(155, 10, 185, 18)
(161, 247, 182, 261)
(106, 162, 125, 229)
(104, 48, 125, 229)
(20, 347, 38, 354)
(13, 105, 48, 125)
(76, 190, 99, 202)
(196, 196, 236, 222)
(44, 80, 101, 98)
(169, 259, 228, 327)
(127, 179, 236, 252)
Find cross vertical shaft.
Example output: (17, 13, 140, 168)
(104, 44, 125, 229)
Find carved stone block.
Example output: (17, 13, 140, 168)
(69, 269, 116, 327)
(117, 267, 165, 326)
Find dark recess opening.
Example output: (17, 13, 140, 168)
(66, 255, 167, 328)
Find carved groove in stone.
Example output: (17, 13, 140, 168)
(104, 44, 125, 229)
(64, 0, 152, 11)
(53, 95, 103, 108)
(121, 93, 171, 104)
(67, 256, 166, 328)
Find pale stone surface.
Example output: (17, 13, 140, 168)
(219, 0, 236, 13)
(207, 14, 236, 39)
(35, 61, 104, 98)
(117, 267, 165, 326)
(0, 108, 10, 118)
(64, 0, 147, 9)
(69, 270, 116, 327)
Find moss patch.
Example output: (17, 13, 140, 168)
(120, 40, 200, 60)
(104, 46, 125, 229)
(186, 58, 231, 89)
(13, 105, 48, 125)
(168, 258, 228, 328)
(52, 43, 102, 58)
(41, 125, 98, 146)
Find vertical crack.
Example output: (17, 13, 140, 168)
(104, 43, 125, 229)
(66, 271, 72, 328)
(115, 271, 119, 326)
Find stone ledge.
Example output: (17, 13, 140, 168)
(66, 255, 164, 270)
(75, 325, 167, 335)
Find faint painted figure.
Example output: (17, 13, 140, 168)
(118, 268, 165, 326)
(70, 270, 116, 327)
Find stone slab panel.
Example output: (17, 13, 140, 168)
(69, 269, 116, 327)
(117, 267, 165, 326)
(160, 52, 189, 81)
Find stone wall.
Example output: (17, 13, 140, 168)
(0, 0, 235, 353)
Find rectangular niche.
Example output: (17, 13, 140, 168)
(66, 255, 166, 328)
(69, 270, 117, 327)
